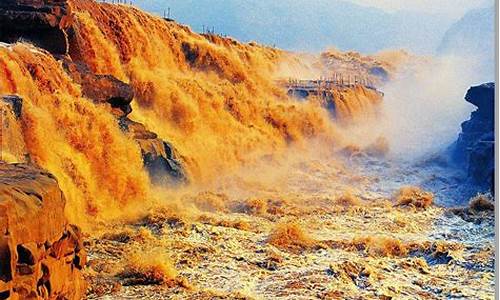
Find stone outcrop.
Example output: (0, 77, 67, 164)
(60, 59, 187, 184)
(0, 95, 28, 163)
(0, 162, 86, 300)
(451, 82, 495, 195)
(62, 59, 133, 117)
(62, 59, 188, 184)
(119, 117, 187, 185)
(0, 0, 72, 54)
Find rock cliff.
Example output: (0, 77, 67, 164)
(0, 162, 86, 300)
(451, 82, 495, 195)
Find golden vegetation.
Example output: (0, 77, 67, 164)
(394, 186, 434, 209)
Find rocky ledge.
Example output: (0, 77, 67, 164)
(0, 162, 86, 300)
(451, 82, 495, 195)
(0, 0, 72, 54)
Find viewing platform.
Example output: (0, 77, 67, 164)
(278, 74, 383, 99)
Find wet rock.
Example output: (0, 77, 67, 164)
(0, 95, 28, 163)
(0, 0, 72, 54)
(451, 82, 495, 195)
(119, 117, 187, 185)
(1, 95, 22, 119)
(0, 162, 86, 299)
(62, 59, 133, 117)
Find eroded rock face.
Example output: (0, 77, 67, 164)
(62, 59, 133, 117)
(0, 0, 72, 54)
(0, 162, 86, 300)
(452, 83, 495, 195)
(119, 117, 187, 185)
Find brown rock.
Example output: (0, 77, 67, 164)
(119, 117, 187, 185)
(0, 0, 72, 54)
(62, 59, 134, 117)
(0, 162, 86, 300)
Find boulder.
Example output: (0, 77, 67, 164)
(0, 95, 28, 163)
(451, 82, 495, 195)
(0, 162, 86, 300)
(119, 117, 187, 185)
(62, 59, 133, 117)
(0, 0, 72, 54)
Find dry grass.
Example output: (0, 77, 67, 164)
(267, 221, 315, 253)
(118, 249, 178, 286)
(394, 186, 434, 209)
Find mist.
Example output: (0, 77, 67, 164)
(379, 56, 482, 159)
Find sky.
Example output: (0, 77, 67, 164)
(349, 0, 491, 17)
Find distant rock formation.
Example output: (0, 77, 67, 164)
(0, 162, 86, 299)
(451, 82, 495, 195)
